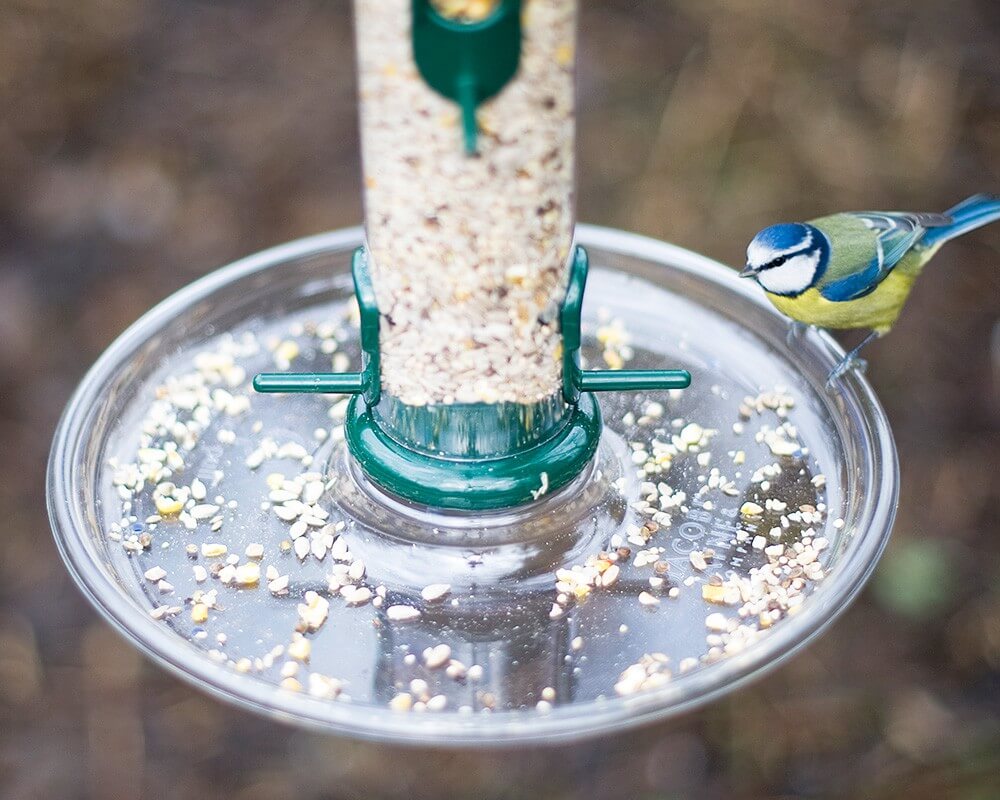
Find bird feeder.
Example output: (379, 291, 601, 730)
(47, 0, 897, 745)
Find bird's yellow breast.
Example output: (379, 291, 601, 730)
(765, 270, 917, 333)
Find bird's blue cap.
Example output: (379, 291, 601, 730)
(755, 223, 811, 251)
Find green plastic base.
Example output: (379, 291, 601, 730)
(344, 391, 603, 511)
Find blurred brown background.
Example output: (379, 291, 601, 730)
(2, 1, 999, 798)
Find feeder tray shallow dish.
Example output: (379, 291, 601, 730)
(47, 225, 898, 745)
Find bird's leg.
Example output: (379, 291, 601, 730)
(786, 320, 809, 347)
(826, 331, 881, 390)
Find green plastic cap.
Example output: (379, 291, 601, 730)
(411, 0, 522, 154)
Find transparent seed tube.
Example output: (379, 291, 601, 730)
(354, 0, 578, 410)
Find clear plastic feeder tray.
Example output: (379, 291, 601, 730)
(47, 225, 897, 745)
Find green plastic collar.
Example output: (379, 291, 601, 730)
(254, 245, 691, 510)
(345, 391, 601, 510)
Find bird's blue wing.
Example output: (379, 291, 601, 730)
(818, 211, 948, 302)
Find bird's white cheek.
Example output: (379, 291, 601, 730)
(757, 253, 819, 295)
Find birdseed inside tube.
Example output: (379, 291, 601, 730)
(354, 0, 577, 407)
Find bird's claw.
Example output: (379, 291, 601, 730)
(825, 356, 868, 392)
(785, 321, 808, 347)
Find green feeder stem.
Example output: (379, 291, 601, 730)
(253, 373, 365, 394)
(577, 371, 692, 393)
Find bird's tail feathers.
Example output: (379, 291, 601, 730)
(922, 193, 1000, 247)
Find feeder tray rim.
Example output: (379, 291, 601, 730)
(46, 224, 898, 747)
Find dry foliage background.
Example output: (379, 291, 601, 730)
(1, 1, 998, 798)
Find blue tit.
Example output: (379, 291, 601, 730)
(740, 194, 1000, 383)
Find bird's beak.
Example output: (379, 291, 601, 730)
(739, 264, 759, 278)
